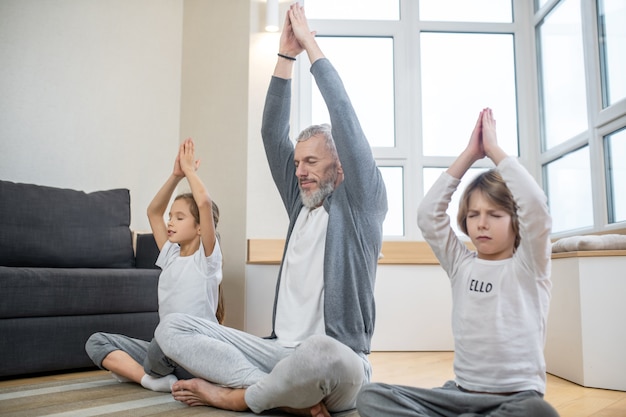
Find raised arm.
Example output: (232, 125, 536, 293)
(147, 149, 185, 251)
(261, 3, 315, 212)
(178, 138, 217, 257)
(484, 108, 551, 271)
(291, 3, 385, 210)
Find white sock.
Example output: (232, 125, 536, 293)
(110, 372, 131, 383)
(140, 374, 178, 392)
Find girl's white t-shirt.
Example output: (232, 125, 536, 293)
(156, 239, 222, 322)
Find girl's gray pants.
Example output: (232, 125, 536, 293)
(85, 332, 192, 379)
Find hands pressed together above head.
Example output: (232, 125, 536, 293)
(274, 2, 325, 76)
(446, 107, 508, 180)
(175, 138, 200, 178)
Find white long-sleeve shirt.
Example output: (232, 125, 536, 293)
(417, 156, 552, 394)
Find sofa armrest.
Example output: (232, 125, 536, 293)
(135, 233, 161, 269)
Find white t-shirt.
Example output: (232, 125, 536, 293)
(275, 206, 328, 347)
(155, 239, 222, 322)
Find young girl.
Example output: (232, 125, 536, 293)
(85, 137, 223, 393)
(357, 108, 559, 416)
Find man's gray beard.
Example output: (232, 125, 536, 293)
(300, 178, 335, 209)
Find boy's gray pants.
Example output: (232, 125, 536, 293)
(155, 312, 371, 414)
(356, 380, 560, 417)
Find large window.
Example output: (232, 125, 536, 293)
(598, 0, 626, 107)
(420, 32, 518, 157)
(605, 127, 626, 223)
(299, 0, 526, 239)
(545, 147, 593, 232)
(537, 0, 626, 236)
(295, 0, 626, 238)
(306, 0, 399, 21)
(311, 37, 395, 148)
(419, 0, 512, 22)
(537, 0, 587, 150)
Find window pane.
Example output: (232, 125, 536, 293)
(598, 0, 626, 106)
(605, 127, 626, 223)
(537, 0, 587, 149)
(313, 37, 395, 148)
(304, 0, 399, 20)
(419, 0, 512, 23)
(380, 166, 404, 236)
(423, 167, 487, 237)
(421, 33, 518, 157)
(545, 146, 593, 233)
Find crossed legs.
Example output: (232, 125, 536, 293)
(155, 313, 369, 415)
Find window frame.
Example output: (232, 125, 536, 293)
(536, 0, 626, 238)
(291, 0, 626, 240)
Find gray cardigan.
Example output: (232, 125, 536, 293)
(260, 58, 388, 354)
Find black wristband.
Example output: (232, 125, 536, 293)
(277, 53, 296, 61)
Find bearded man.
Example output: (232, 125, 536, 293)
(154, 3, 387, 416)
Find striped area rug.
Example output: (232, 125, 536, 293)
(0, 372, 250, 416)
(0, 373, 359, 416)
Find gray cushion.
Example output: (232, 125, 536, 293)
(0, 180, 134, 268)
(552, 234, 626, 253)
(0, 266, 159, 318)
(135, 233, 161, 269)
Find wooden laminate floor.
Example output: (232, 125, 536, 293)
(1, 351, 625, 416)
(367, 352, 626, 417)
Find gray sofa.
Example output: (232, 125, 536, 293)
(0, 180, 161, 378)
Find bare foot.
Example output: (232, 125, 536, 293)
(280, 401, 331, 417)
(171, 378, 248, 411)
(309, 402, 331, 417)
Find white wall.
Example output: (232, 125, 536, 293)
(0, 0, 184, 233)
(179, 0, 251, 329)
(0, 0, 254, 329)
(245, 264, 455, 351)
(247, 1, 292, 239)
(545, 255, 626, 391)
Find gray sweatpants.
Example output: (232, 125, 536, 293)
(154, 312, 371, 414)
(356, 380, 560, 417)
(85, 332, 193, 379)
